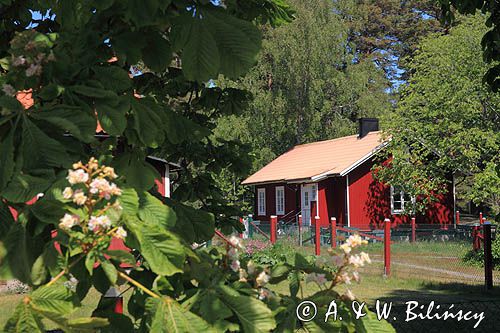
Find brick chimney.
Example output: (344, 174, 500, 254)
(358, 118, 379, 139)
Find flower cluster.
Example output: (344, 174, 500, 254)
(305, 272, 328, 285)
(227, 235, 245, 272)
(7, 30, 56, 79)
(223, 235, 273, 300)
(310, 234, 372, 301)
(58, 158, 126, 241)
(244, 239, 270, 256)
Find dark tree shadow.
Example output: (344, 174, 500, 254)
(371, 282, 500, 332)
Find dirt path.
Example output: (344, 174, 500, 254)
(371, 258, 500, 283)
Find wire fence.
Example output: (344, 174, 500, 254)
(382, 224, 496, 285)
(243, 217, 497, 286)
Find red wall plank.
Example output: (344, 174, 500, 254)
(254, 183, 299, 222)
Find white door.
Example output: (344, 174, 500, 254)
(301, 184, 317, 226)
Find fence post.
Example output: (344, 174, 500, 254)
(456, 211, 460, 226)
(315, 216, 321, 256)
(331, 217, 337, 248)
(104, 287, 123, 314)
(270, 215, 277, 244)
(248, 214, 254, 238)
(411, 217, 416, 243)
(384, 218, 391, 277)
(298, 214, 303, 246)
(483, 221, 493, 290)
(473, 223, 480, 251)
(310, 201, 317, 226)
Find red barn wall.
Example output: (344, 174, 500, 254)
(318, 178, 346, 227)
(254, 183, 299, 221)
(347, 158, 453, 229)
(317, 181, 329, 227)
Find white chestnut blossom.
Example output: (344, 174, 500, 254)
(2, 84, 16, 97)
(67, 169, 89, 184)
(59, 214, 79, 230)
(230, 260, 240, 272)
(342, 289, 355, 301)
(339, 243, 352, 254)
(346, 234, 367, 248)
(256, 271, 270, 287)
(25, 63, 42, 76)
(239, 268, 248, 282)
(258, 288, 276, 300)
(62, 187, 73, 200)
(115, 227, 127, 240)
(229, 235, 244, 250)
(12, 56, 26, 67)
(88, 215, 112, 231)
(72, 190, 87, 206)
(247, 260, 256, 275)
(338, 272, 351, 285)
(305, 273, 327, 285)
(103, 166, 118, 179)
(360, 252, 371, 264)
(227, 248, 238, 260)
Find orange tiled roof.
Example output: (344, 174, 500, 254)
(242, 131, 387, 185)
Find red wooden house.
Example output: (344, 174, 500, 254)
(242, 119, 454, 230)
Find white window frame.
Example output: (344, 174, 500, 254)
(390, 186, 414, 214)
(257, 188, 266, 216)
(275, 186, 285, 215)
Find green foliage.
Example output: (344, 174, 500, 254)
(440, 0, 500, 91)
(338, 0, 443, 83)
(463, 234, 500, 269)
(469, 162, 500, 217)
(0, 0, 299, 331)
(376, 15, 500, 214)
(144, 297, 214, 333)
(0, 1, 394, 332)
(212, 0, 392, 210)
(4, 284, 108, 332)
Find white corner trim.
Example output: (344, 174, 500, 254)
(147, 155, 181, 168)
(164, 163, 170, 198)
(346, 174, 350, 227)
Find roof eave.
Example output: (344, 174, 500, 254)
(242, 177, 313, 186)
(339, 140, 389, 176)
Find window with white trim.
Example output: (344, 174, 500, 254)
(311, 184, 317, 201)
(275, 186, 285, 215)
(390, 186, 414, 214)
(257, 188, 266, 216)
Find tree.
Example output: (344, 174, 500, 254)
(0, 1, 393, 332)
(338, 0, 444, 83)
(376, 15, 500, 216)
(440, 0, 500, 92)
(217, 0, 391, 169)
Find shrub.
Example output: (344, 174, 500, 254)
(462, 236, 500, 269)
